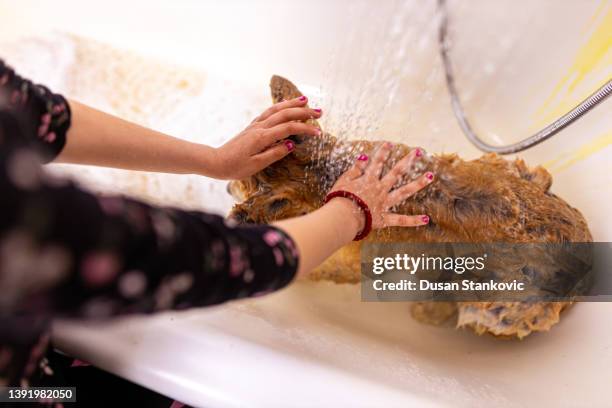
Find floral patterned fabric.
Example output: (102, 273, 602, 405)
(0, 59, 299, 401)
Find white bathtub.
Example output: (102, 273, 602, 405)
(1, 0, 610, 406)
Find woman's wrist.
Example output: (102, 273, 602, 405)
(188, 143, 223, 177)
(272, 196, 365, 278)
(324, 197, 366, 240)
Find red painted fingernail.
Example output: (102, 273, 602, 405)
(415, 148, 422, 157)
(357, 154, 368, 161)
(299, 95, 307, 101)
(314, 108, 322, 114)
(426, 172, 434, 180)
(421, 215, 430, 224)
(285, 140, 295, 152)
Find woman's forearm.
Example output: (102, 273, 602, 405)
(273, 198, 364, 278)
(56, 100, 219, 176)
(57, 98, 322, 180)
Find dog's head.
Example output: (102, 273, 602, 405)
(226, 75, 431, 225)
(228, 75, 339, 224)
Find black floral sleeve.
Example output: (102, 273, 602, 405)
(0, 59, 299, 388)
(0, 59, 70, 162)
(1, 175, 299, 319)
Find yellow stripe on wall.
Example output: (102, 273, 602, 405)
(534, 3, 612, 128)
(544, 131, 612, 174)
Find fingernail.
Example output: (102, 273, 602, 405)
(285, 140, 295, 152)
(314, 108, 322, 114)
(421, 215, 430, 224)
(357, 154, 368, 161)
(315, 129, 322, 136)
(299, 95, 307, 102)
(415, 148, 422, 157)
(385, 142, 394, 148)
(426, 172, 434, 180)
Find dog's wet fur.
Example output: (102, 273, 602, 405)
(228, 76, 592, 339)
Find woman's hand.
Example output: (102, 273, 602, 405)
(272, 142, 434, 277)
(328, 142, 434, 234)
(211, 96, 322, 180)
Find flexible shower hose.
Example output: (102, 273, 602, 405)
(438, 0, 612, 154)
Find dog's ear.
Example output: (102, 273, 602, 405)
(513, 158, 552, 191)
(269, 75, 334, 164)
(270, 75, 303, 103)
(270, 75, 321, 131)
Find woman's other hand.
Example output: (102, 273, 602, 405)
(211, 96, 322, 179)
(329, 142, 434, 234)
(273, 142, 434, 277)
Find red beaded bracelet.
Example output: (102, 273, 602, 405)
(324, 190, 373, 241)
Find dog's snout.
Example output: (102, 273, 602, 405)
(229, 208, 254, 225)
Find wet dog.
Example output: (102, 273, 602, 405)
(228, 76, 592, 339)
